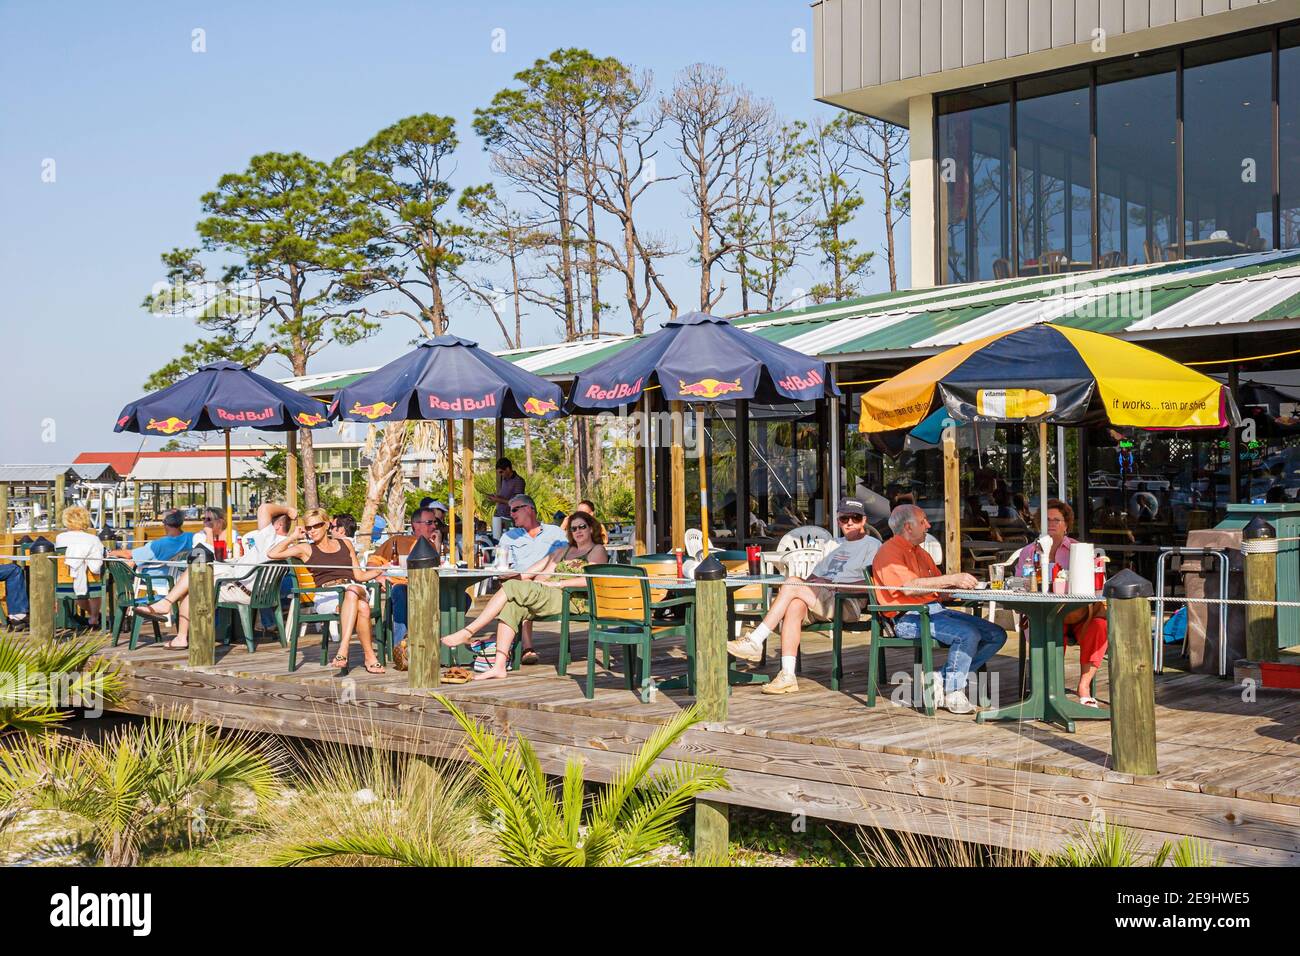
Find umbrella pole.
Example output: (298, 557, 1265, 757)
(697, 406, 710, 557)
(446, 420, 455, 565)
(224, 429, 234, 554)
(1039, 420, 1049, 593)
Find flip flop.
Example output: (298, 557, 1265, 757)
(441, 667, 472, 684)
(161, 638, 188, 650)
(135, 606, 170, 622)
(521, 649, 540, 666)
(1080, 696, 1101, 708)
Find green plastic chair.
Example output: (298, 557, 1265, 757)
(583, 563, 695, 703)
(541, 584, 591, 675)
(864, 567, 940, 716)
(104, 561, 169, 649)
(285, 560, 386, 671)
(216, 564, 289, 653)
(54, 549, 109, 632)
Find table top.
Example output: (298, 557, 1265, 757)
(381, 566, 499, 581)
(655, 573, 786, 590)
(945, 587, 1098, 606)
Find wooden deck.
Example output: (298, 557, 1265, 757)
(80, 616, 1300, 866)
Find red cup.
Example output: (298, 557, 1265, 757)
(213, 540, 227, 561)
(746, 545, 761, 576)
(674, 548, 684, 580)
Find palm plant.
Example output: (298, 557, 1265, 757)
(0, 715, 284, 866)
(1034, 822, 1215, 868)
(438, 696, 729, 866)
(251, 736, 491, 867)
(0, 632, 125, 735)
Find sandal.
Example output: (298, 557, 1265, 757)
(161, 638, 188, 650)
(1080, 696, 1100, 709)
(135, 604, 170, 622)
(328, 655, 349, 670)
(521, 649, 540, 666)
(363, 660, 385, 675)
(441, 666, 472, 684)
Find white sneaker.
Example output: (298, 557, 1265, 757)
(726, 638, 762, 663)
(761, 671, 799, 695)
(943, 689, 976, 715)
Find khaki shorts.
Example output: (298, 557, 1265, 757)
(803, 588, 861, 624)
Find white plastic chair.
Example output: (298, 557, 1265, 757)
(770, 547, 823, 579)
(777, 525, 832, 553)
(684, 528, 704, 560)
(921, 533, 942, 567)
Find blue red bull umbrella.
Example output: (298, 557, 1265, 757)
(567, 312, 840, 554)
(566, 311, 838, 411)
(114, 360, 333, 546)
(330, 336, 566, 563)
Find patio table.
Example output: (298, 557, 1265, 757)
(944, 588, 1112, 732)
(384, 567, 498, 666)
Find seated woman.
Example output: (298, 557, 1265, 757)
(54, 506, 105, 626)
(269, 507, 387, 674)
(441, 514, 608, 681)
(1012, 499, 1109, 707)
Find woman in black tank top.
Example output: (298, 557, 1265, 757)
(268, 508, 387, 674)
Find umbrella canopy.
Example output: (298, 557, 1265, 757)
(114, 360, 333, 436)
(330, 335, 564, 424)
(330, 335, 565, 568)
(860, 324, 1238, 434)
(566, 311, 840, 412)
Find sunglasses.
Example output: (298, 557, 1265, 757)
(305, 522, 327, 532)
(412, 519, 436, 526)
(510, 505, 532, 513)
(569, 523, 590, 531)
(837, 514, 865, 523)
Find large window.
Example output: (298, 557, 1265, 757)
(1097, 54, 1178, 266)
(935, 22, 1298, 283)
(1183, 33, 1274, 257)
(1017, 70, 1092, 274)
(1283, 28, 1300, 249)
(937, 87, 1011, 284)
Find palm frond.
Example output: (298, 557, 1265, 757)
(611, 762, 729, 865)
(591, 705, 703, 827)
(267, 833, 475, 867)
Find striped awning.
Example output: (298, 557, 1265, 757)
(283, 250, 1300, 396)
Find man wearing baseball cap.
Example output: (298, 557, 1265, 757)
(727, 496, 881, 696)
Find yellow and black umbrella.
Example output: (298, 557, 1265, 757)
(860, 325, 1239, 580)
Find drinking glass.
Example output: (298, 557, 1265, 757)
(989, 564, 1005, 590)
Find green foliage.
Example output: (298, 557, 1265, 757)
(437, 695, 728, 866)
(0, 716, 285, 866)
(0, 633, 125, 734)
(251, 740, 490, 867)
(1033, 823, 1216, 868)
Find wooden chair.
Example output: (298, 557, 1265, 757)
(1041, 250, 1069, 275)
(776, 525, 832, 553)
(1099, 250, 1123, 269)
(216, 564, 289, 654)
(864, 567, 941, 716)
(992, 257, 1012, 279)
(104, 561, 168, 649)
(285, 560, 386, 672)
(583, 563, 695, 702)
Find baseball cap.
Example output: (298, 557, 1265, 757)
(836, 496, 867, 517)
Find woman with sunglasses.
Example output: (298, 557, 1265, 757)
(198, 507, 227, 558)
(269, 507, 387, 674)
(442, 515, 608, 680)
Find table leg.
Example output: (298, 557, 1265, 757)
(1043, 610, 1112, 726)
(978, 605, 1050, 725)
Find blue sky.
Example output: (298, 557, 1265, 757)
(1, 0, 907, 462)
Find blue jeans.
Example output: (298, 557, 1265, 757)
(0, 564, 29, 616)
(390, 584, 408, 647)
(893, 607, 1006, 694)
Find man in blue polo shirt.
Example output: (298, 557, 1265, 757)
(108, 510, 195, 590)
(497, 493, 565, 665)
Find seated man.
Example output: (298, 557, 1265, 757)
(109, 509, 194, 592)
(726, 497, 882, 696)
(497, 494, 566, 665)
(135, 502, 294, 649)
(872, 504, 1007, 715)
(369, 505, 445, 671)
(0, 562, 30, 629)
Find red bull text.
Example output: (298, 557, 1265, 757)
(776, 369, 823, 393)
(583, 377, 643, 402)
(215, 406, 275, 423)
(428, 392, 497, 413)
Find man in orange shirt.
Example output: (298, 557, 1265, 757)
(873, 504, 1006, 715)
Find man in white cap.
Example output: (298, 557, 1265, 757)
(727, 496, 881, 696)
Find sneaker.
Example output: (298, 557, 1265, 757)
(927, 671, 945, 711)
(761, 671, 800, 695)
(727, 638, 762, 662)
(943, 689, 976, 715)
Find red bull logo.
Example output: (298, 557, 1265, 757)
(349, 400, 396, 420)
(521, 396, 559, 417)
(215, 406, 275, 423)
(678, 378, 743, 399)
(145, 416, 191, 435)
(296, 411, 327, 427)
(428, 392, 496, 413)
(584, 377, 643, 402)
(776, 369, 824, 393)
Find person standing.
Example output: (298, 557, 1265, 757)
(487, 458, 526, 540)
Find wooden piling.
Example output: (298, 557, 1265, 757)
(1243, 517, 1279, 663)
(407, 539, 441, 689)
(1105, 569, 1158, 776)
(188, 554, 215, 668)
(29, 542, 55, 642)
(670, 401, 686, 554)
(692, 555, 729, 863)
